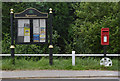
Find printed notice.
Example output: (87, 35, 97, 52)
(24, 36, 30, 42)
(40, 38, 45, 42)
(40, 27, 46, 42)
(33, 27, 39, 34)
(33, 19, 40, 34)
(18, 27, 24, 36)
(33, 19, 39, 27)
(18, 19, 29, 27)
(40, 19, 46, 27)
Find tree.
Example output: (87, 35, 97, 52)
(2, 2, 74, 54)
(70, 2, 120, 54)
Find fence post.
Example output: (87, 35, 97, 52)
(72, 51, 75, 66)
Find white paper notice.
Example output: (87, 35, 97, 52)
(33, 27, 39, 34)
(33, 19, 39, 34)
(24, 36, 30, 42)
(18, 28, 24, 36)
(40, 19, 46, 27)
(104, 36, 107, 42)
(40, 38, 45, 42)
(18, 19, 29, 27)
(33, 19, 39, 27)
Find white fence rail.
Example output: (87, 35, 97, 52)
(0, 54, 119, 56)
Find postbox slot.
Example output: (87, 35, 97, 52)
(102, 31, 108, 32)
(102, 31, 109, 35)
(102, 34, 108, 35)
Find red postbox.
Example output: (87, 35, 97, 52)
(101, 28, 109, 45)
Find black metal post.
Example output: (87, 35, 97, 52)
(49, 8, 53, 65)
(10, 9, 15, 64)
(104, 45, 106, 57)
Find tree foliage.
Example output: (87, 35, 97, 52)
(2, 2, 120, 54)
(70, 2, 120, 53)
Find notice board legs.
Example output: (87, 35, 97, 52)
(11, 48, 15, 64)
(49, 48, 53, 65)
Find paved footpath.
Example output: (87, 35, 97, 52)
(1, 70, 120, 79)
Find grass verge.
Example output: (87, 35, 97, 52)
(1, 57, 119, 71)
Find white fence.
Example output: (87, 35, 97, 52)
(1, 53, 119, 66)
(0, 54, 119, 56)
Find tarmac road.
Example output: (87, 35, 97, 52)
(1, 79, 120, 81)
(1, 70, 120, 80)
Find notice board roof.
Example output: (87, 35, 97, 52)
(14, 8, 48, 19)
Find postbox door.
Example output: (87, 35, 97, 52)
(101, 28, 109, 45)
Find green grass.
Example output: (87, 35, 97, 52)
(1, 57, 119, 71)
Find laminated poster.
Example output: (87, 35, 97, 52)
(40, 27, 46, 42)
(40, 27, 45, 34)
(24, 27, 30, 36)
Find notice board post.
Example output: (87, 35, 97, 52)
(49, 8, 53, 65)
(10, 9, 15, 64)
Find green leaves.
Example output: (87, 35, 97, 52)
(71, 2, 120, 53)
(2, 2, 120, 54)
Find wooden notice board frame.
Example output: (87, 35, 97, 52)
(14, 8, 48, 44)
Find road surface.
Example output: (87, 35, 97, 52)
(1, 70, 120, 80)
